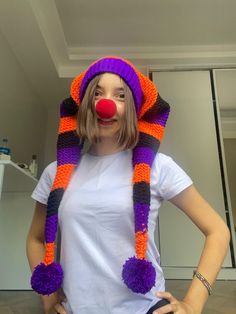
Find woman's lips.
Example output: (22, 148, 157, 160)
(98, 118, 117, 126)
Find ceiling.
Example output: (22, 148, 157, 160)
(0, 0, 236, 110)
(56, 0, 236, 47)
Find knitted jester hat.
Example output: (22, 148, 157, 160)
(31, 56, 170, 296)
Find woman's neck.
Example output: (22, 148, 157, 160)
(87, 137, 123, 156)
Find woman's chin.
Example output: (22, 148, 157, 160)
(98, 127, 119, 140)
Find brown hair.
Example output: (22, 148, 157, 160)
(76, 74, 139, 150)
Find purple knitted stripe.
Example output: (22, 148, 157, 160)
(80, 57, 143, 113)
(45, 214, 58, 243)
(134, 203, 149, 232)
(132, 147, 155, 167)
(57, 146, 81, 166)
(145, 110, 170, 126)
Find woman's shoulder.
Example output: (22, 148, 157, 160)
(154, 152, 174, 167)
(153, 153, 193, 200)
(44, 160, 57, 172)
(152, 152, 186, 174)
(40, 161, 57, 180)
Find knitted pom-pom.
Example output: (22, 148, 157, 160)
(31, 262, 63, 296)
(122, 256, 156, 294)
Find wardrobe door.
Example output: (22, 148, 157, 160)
(152, 70, 232, 269)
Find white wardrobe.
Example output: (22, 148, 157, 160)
(151, 69, 236, 279)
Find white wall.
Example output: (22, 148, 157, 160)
(0, 30, 47, 176)
(44, 105, 59, 166)
(0, 30, 48, 290)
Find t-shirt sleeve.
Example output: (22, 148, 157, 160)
(156, 154, 193, 201)
(31, 161, 57, 205)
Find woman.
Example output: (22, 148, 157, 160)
(26, 56, 230, 314)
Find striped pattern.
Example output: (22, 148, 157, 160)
(32, 56, 170, 296)
(42, 98, 83, 267)
(132, 96, 170, 261)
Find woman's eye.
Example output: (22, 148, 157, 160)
(95, 91, 101, 97)
(117, 93, 125, 99)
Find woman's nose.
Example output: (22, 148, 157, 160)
(95, 98, 117, 119)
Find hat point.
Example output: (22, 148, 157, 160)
(31, 262, 63, 296)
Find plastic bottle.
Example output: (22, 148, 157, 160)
(29, 154, 38, 177)
(0, 138, 11, 160)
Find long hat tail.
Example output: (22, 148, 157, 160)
(30, 98, 83, 295)
(122, 75, 170, 294)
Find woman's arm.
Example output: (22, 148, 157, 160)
(26, 201, 47, 271)
(26, 201, 67, 314)
(163, 184, 230, 313)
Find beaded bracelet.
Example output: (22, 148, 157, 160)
(193, 270, 213, 296)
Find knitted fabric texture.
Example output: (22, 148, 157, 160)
(30, 56, 170, 296)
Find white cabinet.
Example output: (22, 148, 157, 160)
(0, 160, 38, 289)
(152, 70, 236, 279)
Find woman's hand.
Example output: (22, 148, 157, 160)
(41, 288, 68, 314)
(51, 301, 67, 314)
(154, 291, 196, 314)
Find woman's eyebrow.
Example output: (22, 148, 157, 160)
(114, 87, 125, 92)
(96, 84, 124, 91)
(96, 84, 103, 90)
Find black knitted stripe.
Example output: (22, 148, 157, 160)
(46, 188, 64, 217)
(61, 97, 78, 117)
(136, 132, 160, 154)
(57, 131, 81, 148)
(133, 182, 150, 205)
(142, 95, 170, 122)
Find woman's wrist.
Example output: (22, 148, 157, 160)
(182, 293, 205, 314)
(182, 298, 201, 314)
(193, 270, 212, 295)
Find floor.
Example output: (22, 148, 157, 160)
(0, 280, 235, 313)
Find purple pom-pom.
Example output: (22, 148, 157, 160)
(122, 256, 156, 294)
(31, 262, 63, 296)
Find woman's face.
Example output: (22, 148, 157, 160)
(94, 73, 126, 139)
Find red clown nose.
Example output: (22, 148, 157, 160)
(95, 99, 117, 119)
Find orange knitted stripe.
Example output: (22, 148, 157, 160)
(52, 164, 75, 190)
(135, 73, 157, 118)
(133, 163, 151, 184)
(135, 231, 148, 260)
(138, 120, 164, 141)
(43, 242, 55, 266)
(59, 116, 77, 134)
(70, 70, 86, 105)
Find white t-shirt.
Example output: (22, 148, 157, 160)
(31, 150, 193, 314)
